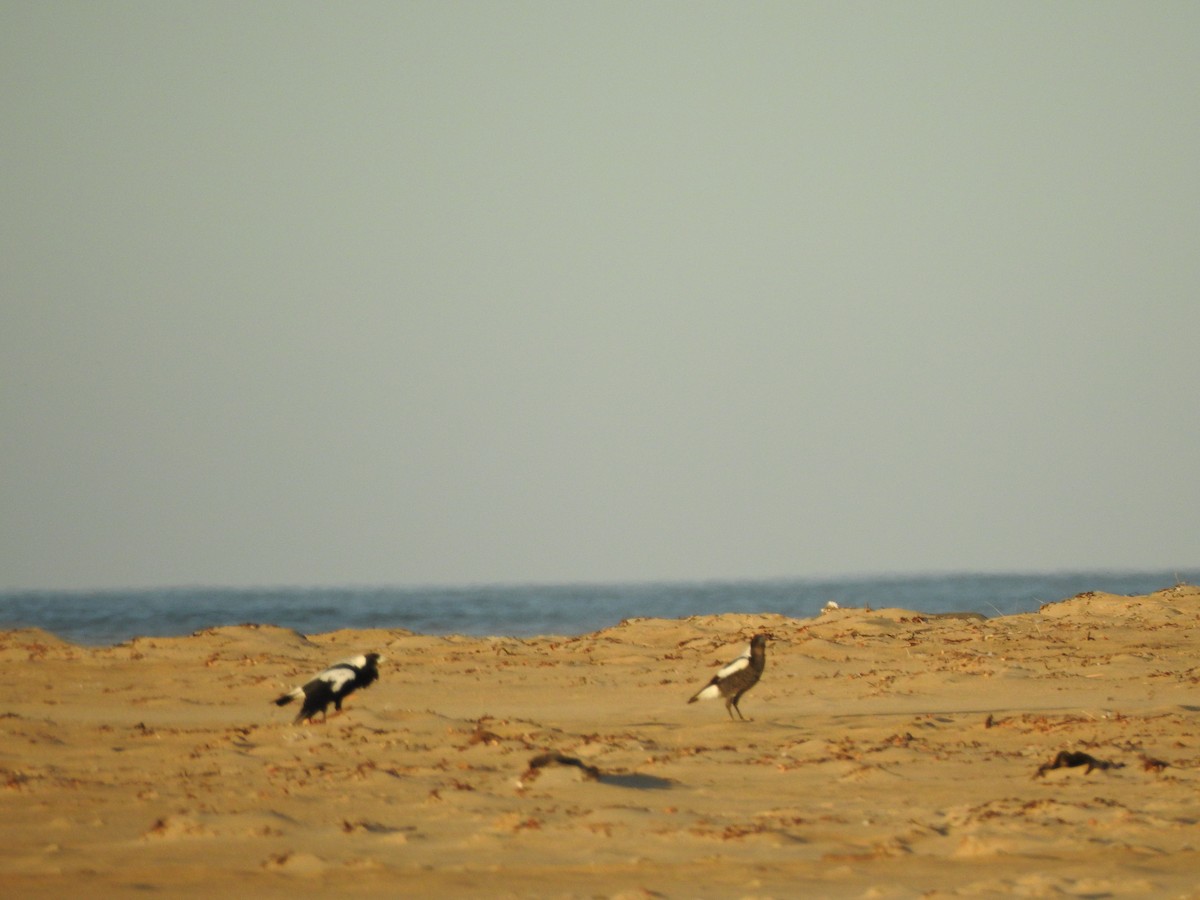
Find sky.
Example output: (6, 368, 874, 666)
(3, 2, 1198, 591)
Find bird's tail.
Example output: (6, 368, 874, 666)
(689, 683, 721, 703)
(273, 687, 303, 707)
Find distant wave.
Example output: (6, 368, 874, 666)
(2, 569, 1195, 646)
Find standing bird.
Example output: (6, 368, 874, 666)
(273, 653, 382, 724)
(688, 634, 768, 721)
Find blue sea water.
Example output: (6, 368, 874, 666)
(1, 570, 1196, 646)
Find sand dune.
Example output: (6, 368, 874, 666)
(3, 586, 1199, 898)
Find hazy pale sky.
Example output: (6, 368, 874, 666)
(3, 2, 1198, 590)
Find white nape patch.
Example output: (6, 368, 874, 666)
(332, 655, 368, 669)
(715, 653, 750, 680)
(695, 683, 722, 701)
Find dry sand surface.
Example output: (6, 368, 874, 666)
(3, 585, 1200, 898)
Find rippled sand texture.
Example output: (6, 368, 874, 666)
(3, 585, 1199, 898)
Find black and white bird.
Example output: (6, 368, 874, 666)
(687, 634, 768, 721)
(273, 653, 382, 724)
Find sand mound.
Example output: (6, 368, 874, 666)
(3, 586, 1199, 897)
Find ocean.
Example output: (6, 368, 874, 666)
(2, 569, 1196, 646)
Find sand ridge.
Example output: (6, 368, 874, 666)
(2, 586, 1200, 897)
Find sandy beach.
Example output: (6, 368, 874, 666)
(3, 585, 1199, 898)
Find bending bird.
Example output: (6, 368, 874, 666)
(273, 653, 382, 724)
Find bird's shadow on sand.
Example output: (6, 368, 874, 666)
(596, 772, 675, 790)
